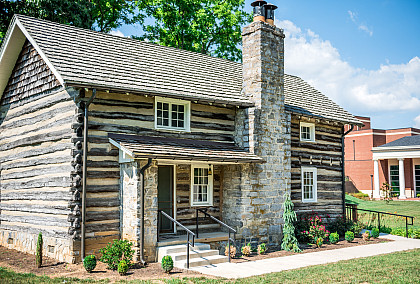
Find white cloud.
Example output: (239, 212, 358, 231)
(277, 19, 420, 127)
(415, 115, 420, 128)
(348, 10, 373, 36)
(109, 30, 125, 37)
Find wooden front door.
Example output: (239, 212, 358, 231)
(158, 165, 174, 233)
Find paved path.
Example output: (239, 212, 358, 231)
(191, 234, 420, 279)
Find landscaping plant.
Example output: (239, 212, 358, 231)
(371, 228, 380, 238)
(301, 215, 330, 245)
(316, 237, 323, 248)
(99, 239, 134, 270)
(225, 245, 236, 258)
(36, 232, 42, 268)
(83, 255, 97, 273)
(329, 232, 339, 244)
(362, 231, 371, 241)
(117, 260, 129, 276)
(241, 243, 251, 257)
(351, 220, 365, 236)
(327, 216, 355, 237)
(258, 243, 267, 255)
(345, 231, 355, 242)
(281, 193, 301, 252)
(161, 255, 174, 273)
(380, 182, 393, 204)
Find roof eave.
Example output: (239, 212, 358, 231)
(287, 109, 363, 127)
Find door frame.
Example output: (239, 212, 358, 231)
(157, 163, 177, 234)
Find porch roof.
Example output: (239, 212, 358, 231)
(108, 133, 263, 163)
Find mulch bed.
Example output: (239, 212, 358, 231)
(232, 236, 392, 263)
(0, 236, 392, 281)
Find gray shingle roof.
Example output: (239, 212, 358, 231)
(378, 135, 420, 148)
(109, 133, 263, 163)
(8, 14, 360, 124)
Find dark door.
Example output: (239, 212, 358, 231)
(158, 165, 174, 233)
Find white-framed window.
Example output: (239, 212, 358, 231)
(301, 167, 317, 202)
(300, 122, 315, 142)
(389, 165, 400, 193)
(155, 97, 190, 131)
(191, 165, 213, 206)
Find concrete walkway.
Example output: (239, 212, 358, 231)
(191, 234, 420, 279)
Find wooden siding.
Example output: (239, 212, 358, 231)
(290, 115, 344, 218)
(0, 40, 75, 238)
(83, 90, 235, 240)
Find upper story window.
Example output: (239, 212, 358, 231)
(301, 167, 317, 202)
(155, 97, 190, 131)
(191, 165, 213, 206)
(300, 122, 315, 142)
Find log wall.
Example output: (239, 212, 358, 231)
(290, 115, 344, 219)
(0, 40, 78, 262)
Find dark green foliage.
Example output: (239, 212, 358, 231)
(161, 255, 174, 273)
(281, 193, 301, 252)
(134, 0, 251, 61)
(117, 260, 129, 276)
(329, 232, 340, 244)
(371, 228, 380, 238)
(257, 243, 267, 255)
(345, 231, 355, 242)
(326, 216, 355, 237)
(99, 239, 134, 270)
(36, 232, 42, 268)
(351, 220, 365, 236)
(83, 255, 97, 273)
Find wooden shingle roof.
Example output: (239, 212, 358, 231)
(0, 14, 361, 125)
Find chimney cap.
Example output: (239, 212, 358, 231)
(251, 0, 267, 7)
(265, 3, 278, 10)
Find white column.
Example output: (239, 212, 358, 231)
(398, 158, 407, 199)
(373, 159, 381, 198)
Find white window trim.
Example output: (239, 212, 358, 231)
(300, 122, 315, 142)
(301, 167, 317, 203)
(154, 97, 191, 132)
(190, 165, 213, 207)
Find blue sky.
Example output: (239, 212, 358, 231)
(116, 0, 420, 130)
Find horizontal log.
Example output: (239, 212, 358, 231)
(86, 222, 119, 233)
(91, 98, 153, 110)
(191, 110, 234, 121)
(90, 110, 153, 122)
(0, 190, 71, 201)
(87, 185, 119, 193)
(0, 223, 68, 238)
(0, 141, 72, 163)
(86, 198, 119, 207)
(0, 129, 72, 151)
(0, 203, 69, 215)
(0, 176, 72, 190)
(0, 214, 69, 228)
(1, 153, 71, 171)
(291, 173, 342, 182)
(87, 170, 120, 178)
(87, 160, 119, 168)
(86, 211, 120, 222)
(291, 182, 341, 190)
(1, 164, 72, 180)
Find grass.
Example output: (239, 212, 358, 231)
(1, 249, 419, 283)
(345, 195, 420, 229)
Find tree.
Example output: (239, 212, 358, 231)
(135, 0, 251, 62)
(281, 193, 302, 253)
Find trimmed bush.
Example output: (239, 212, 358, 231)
(99, 239, 134, 270)
(329, 232, 339, 244)
(258, 243, 267, 255)
(345, 231, 355, 242)
(83, 255, 97, 273)
(117, 260, 129, 276)
(36, 232, 42, 268)
(161, 255, 174, 273)
(371, 228, 380, 238)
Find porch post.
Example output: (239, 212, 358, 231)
(373, 159, 381, 199)
(398, 158, 407, 199)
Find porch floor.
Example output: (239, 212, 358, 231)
(157, 231, 241, 247)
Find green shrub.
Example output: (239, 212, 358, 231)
(99, 239, 134, 270)
(281, 193, 301, 252)
(326, 217, 354, 237)
(371, 228, 380, 238)
(329, 232, 340, 244)
(345, 231, 355, 242)
(350, 192, 369, 200)
(36, 232, 42, 268)
(161, 255, 174, 273)
(316, 237, 323, 248)
(350, 221, 365, 236)
(83, 255, 97, 273)
(380, 226, 392, 234)
(117, 260, 129, 276)
(258, 243, 267, 255)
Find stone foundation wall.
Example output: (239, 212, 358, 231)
(0, 229, 77, 263)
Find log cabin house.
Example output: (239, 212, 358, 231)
(0, 8, 361, 264)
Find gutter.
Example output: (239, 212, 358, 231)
(81, 88, 97, 260)
(139, 158, 153, 265)
(342, 125, 354, 217)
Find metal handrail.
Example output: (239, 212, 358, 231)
(157, 210, 195, 268)
(196, 208, 236, 262)
(345, 203, 415, 238)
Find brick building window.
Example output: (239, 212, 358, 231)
(300, 122, 315, 142)
(389, 165, 400, 194)
(301, 167, 317, 202)
(191, 165, 213, 206)
(155, 97, 190, 131)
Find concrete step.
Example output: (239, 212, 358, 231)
(174, 254, 229, 268)
(170, 249, 220, 261)
(157, 243, 210, 262)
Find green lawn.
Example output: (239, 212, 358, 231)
(1, 249, 419, 283)
(346, 195, 420, 229)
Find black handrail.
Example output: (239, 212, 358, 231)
(195, 208, 236, 262)
(157, 210, 195, 268)
(345, 203, 415, 238)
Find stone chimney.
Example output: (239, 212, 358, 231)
(227, 2, 290, 248)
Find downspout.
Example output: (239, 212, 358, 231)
(139, 158, 153, 265)
(81, 88, 96, 260)
(342, 124, 354, 217)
